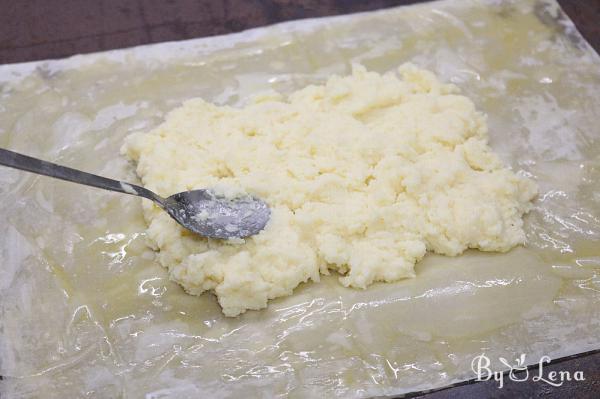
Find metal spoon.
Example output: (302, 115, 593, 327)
(0, 148, 270, 239)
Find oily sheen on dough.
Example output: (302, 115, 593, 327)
(122, 64, 537, 316)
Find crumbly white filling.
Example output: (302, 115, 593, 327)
(122, 64, 537, 316)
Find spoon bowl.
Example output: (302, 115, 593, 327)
(164, 189, 270, 239)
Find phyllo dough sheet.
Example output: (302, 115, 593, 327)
(1, 0, 599, 397)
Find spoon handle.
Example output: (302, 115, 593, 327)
(0, 147, 165, 206)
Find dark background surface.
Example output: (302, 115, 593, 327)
(1, 1, 599, 398)
(0, 0, 598, 64)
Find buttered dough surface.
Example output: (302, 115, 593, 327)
(122, 65, 537, 317)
